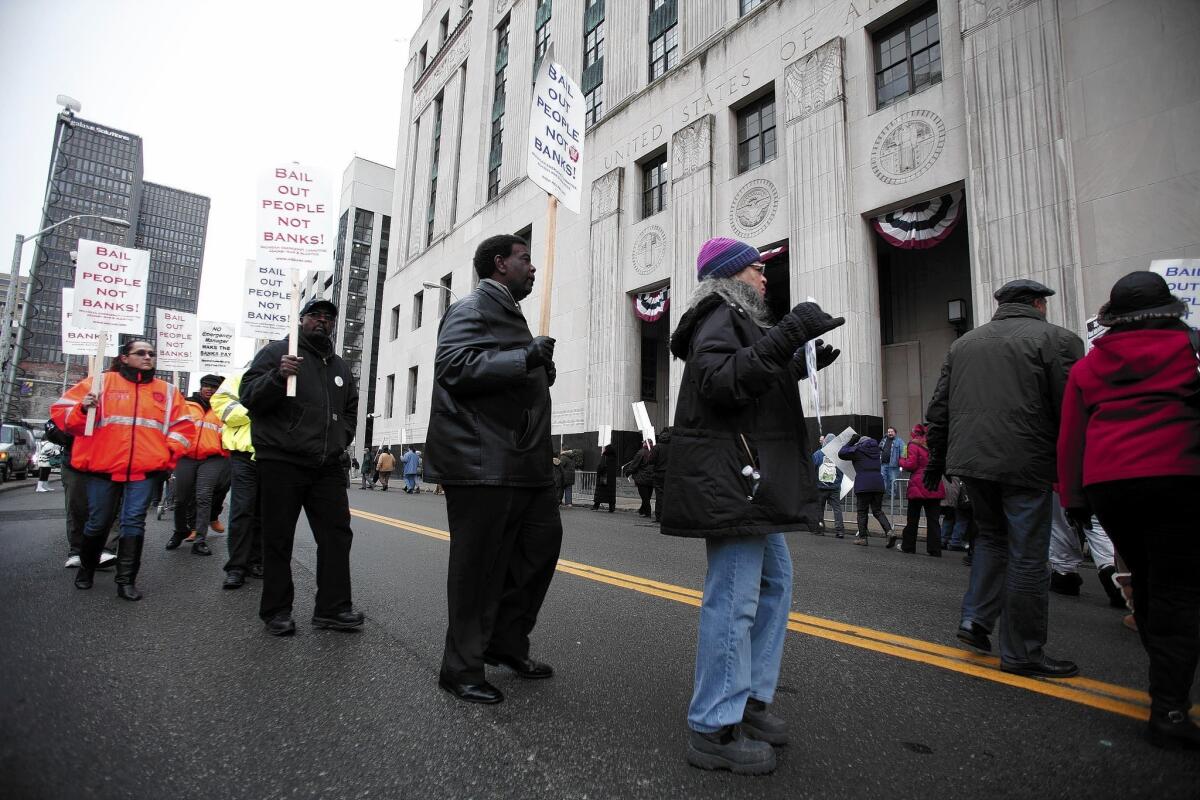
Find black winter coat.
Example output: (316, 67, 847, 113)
(838, 437, 885, 494)
(424, 281, 554, 487)
(593, 448, 616, 503)
(925, 303, 1083, 489)
(241, 333, 358, 467)
(652, 429, 671, 489)
(661, 292, 819, 538)
(625, 447, 656, 487)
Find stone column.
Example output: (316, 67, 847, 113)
(959, 0, 1083, 331)
(784, 37, 880, 422)
(667, 114, 715, 420)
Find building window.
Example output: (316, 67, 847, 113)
(412, 291, 424, 330)
(488, 17, 510, 200)
(419, 43, 429, 72)
(390, 304, 400, 339)
(736, 93, 776, 173)
(533, 0, 552, 73)
(648, 0, 678, 81)
(641, 152, 668, 218)
(740, 0, 765, 14)
(874, 3, 941, 110)
(385, 374, 395, 417)
(439, 273, 453, 317)
(585, 85, 604, 127)
(427, 95, 443, 246)
(583, 0, 605, 126)
(406, 366, 419, 415)
(439, 12, 450, 47)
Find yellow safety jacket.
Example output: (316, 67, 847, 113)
(210, 371, 254, 455)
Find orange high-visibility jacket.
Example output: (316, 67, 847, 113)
(182, 398, 228, 460)
(51, 372, 194, 481)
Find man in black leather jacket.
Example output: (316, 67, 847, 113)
(241, 297, 363, 637)
(425, 234, 561, 704)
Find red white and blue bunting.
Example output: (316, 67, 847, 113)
(871, 190, 963, 250)
(633, 288, 670, 322)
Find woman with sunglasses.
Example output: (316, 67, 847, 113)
(51, 339, 195, 600)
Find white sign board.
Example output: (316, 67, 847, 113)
(61, 288, 118, 356)
(821, 427, 859, 499)
(198, 321, 236, 372)
(1150, 258, 1200, 328)
(71, 239, 150, 333)
(240, 260, 293, 340)
(631, 402, 655, 445)
(155, 308, 197, 371)
(256, 163, 334, 271)
(527, 59, 584, 214)
(598, 424, 612, 448)
(1084, 315, 1106, 353)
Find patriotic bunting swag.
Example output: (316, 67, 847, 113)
(633, 288, 670, 322)
(871, 190, 963, 250)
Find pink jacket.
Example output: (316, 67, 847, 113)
(899, 439, 945, 500)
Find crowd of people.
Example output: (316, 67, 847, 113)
(40, 228, 1200, 772)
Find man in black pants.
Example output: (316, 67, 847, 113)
(425, 234, 562, 704)
(241, 298, 362, 636)
(209, 370, 264, 589)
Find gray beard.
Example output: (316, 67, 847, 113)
(689, 278, 774, 328)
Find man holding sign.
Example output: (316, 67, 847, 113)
(241, 298, 361, 636)
(425, 234, 561, 704)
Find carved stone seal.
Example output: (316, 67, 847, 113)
(729, 179, 779, 238)
(632, 225, 667, 275)
(870, 109, 946, 185)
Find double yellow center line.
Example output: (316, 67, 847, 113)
(351, 508, 1157, 721)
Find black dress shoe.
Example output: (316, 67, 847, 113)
(191, 541, 212, 556)
(439, 675, 504, 704)
(311, 609, 365, 630)
(265, 613, 296, 636)
(165, 532, 185, 550)
(885, 536, 897, 549)
(1001, 656, 1079, 679)
(484, 653, 554, 679)
(223, 570, 245, 590)
(248, 563, 265, 579)
(956, 622, 992, 653)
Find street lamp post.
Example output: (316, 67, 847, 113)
(0, 214, 131, 420)
(421, 281, 459, 303)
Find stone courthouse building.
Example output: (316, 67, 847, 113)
(372, 0, 1199, 459)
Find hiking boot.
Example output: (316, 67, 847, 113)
(686, 725, 776, 775)
(742, 698, 788, 746)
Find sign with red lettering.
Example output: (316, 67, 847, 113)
(155, 308, 197, 371)
(256, 163, 333, 271)
(240, 260, 293, 339)
(61, 288, 119, 356)
(71, 239, 150, 333)
(528, 58, 585, 213)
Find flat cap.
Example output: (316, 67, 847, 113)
(994, 279, 1055, 304)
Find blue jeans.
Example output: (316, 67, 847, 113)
(881, 465, 899, 497)
(404, 474, 417, 492)
(689, 534, 793, 733)
(941, 511, 968, 547)
(84, 475, 157, 539)
(959, 479, 1053, 666)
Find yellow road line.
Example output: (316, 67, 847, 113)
(350, 508, 1155, 721)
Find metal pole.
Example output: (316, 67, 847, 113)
(61, 353, 70, 394)
(1, 261, 41, 418)
(0, 234, 26, 409)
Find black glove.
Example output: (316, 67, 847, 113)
(1066, 508, 1093, 531)
(791, 339, 841, 373)
(788, 302, 845, 343)
(524, 336, 556, 370)
(847, 434, 861, 446)
(545, 361, 557, 387)
(922, 468, 944, 494)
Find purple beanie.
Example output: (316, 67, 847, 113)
(696, 237, 760, 281)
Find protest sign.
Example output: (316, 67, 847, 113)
(631, 402, 656, 445)
(1149, 258, 1200, 328)
(155, 308, 197, 371)
(527, 58, 584, 214)
(71, 239, 150, 333)
(198, 321, 236, 372)
(821, 427, 859, 499)
(61, 288, 118, 356)
(240, 260, 292, 340)
(256, 164, 334, 272)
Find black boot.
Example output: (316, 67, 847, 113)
(1097, 565, 1126, 608)
(115, 536, 144, 601)
(75, 534, 105, 589)
(1146, 709, 1200, 750)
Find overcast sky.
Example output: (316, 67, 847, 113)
(0, 0, 419, 374)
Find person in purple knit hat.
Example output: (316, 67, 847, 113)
(663, 236, 844, 774)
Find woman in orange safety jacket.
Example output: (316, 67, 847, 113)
(166, 374, 230, 557)
(50, 339, 193, 601)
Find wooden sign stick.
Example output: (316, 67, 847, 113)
(287, 271, 300, 397)
(84, 331, 108, 436)
(537, 195, 559, 337)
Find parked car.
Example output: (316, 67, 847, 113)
(0, 423, 35, 482)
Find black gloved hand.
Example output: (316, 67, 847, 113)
(847, 433, 861, 446)
(791, 339, 841, 372)
(788, 302, 846, 343)
(922, 468, 944, 494)
(1066, 508, 1093, 531)
(545, 360, 557, 387)
(524, 336, 556, 370)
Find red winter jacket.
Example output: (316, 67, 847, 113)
(899, 439, 945, 500)
(1057, 328, 1200, 509)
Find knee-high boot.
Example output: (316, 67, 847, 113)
(75, 533, 106, 589)
(115, 536, 144, 601)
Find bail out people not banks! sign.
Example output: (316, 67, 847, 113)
(198, 321, 236, 371)
(256, 164, 333, 271)
(1150, 259, 1200, 327)
(61, 288, 118, 356)
(241, 260, 293, 340)
(527, 59, 585, 213)
(71, 239, 150, 333)
(155, 308, 197, 371)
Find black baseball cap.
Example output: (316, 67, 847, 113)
(300, 298, 338, 317)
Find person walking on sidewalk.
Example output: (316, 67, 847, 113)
(810, 434, 846, 537)
(241, 297, 363, 637)
(35, 438, 61, 492)
(591, 444, 616, 512)
(624, 441, 656, 516)
(166, 374, 228, 556)
(839, 434, 892, 546)
(925, 278, 1084, 678)
(209, 370, 265, 590)
(1057, 271, 1200, 749)
(663, 236, 842, 775)
(401, 445, 420, 493)
(559, 449, 577, 508)
(374, 446, 395, 491)
(896, 423, 944, 556)
(51, 339, 194, 601)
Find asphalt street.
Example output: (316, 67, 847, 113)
(1, 478, 1197, 799)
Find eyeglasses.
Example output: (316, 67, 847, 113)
(748, 262, 766, 273)
(129, 349, 156, 357)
